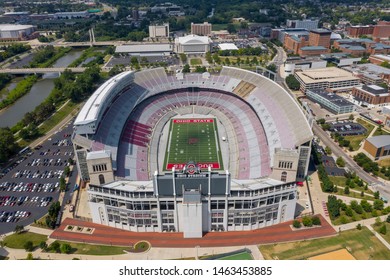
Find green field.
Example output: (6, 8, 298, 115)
(164, 118, 223, 171)
(259, 227, 390, 260)
(217, 252, 254, 260)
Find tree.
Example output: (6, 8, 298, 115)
(64, 166, 70, 177)
(26, 253, 34, 260)
(14, 225, 24, 234)
(374, 191, 380, 199)
(356, 223, 362, 230)
(60, 243, 72, 254)
(336, 157, 345, 167)
(0, 127, 19, 163)
(39, 241, 48, 252)
(59, 176, 66, 192)
(285, 75, 300, 90)
(349, 114, 354, 121)
(266, 63, 277, 72)
(24, 241, 34, 252)
(344, 186, 350, 195)
(182, 64, 190, 73)
(345, 207, 353, 217)
(227, 23, 236, 34)
(387, 215, 390, 223)
(360, 200, 372, 212)
(179, 53, 187, 63)
(373, 199, 384, 211)
(379, 224, 387, 235)
(325, 146, 332, 155)
(49, 241, 60, 253)
(292, 220, 301, 228)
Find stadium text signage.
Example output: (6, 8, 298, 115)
(173, 119, 214, 123)
(176, 174, 208, 178)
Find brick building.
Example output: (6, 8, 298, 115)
(309, 29, 331, 48)
(351, 85, 390, 107)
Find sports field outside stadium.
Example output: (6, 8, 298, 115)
(164, 118, 224, 171)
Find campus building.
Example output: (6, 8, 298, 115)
(306, 89, 355, 114)
(286, 19, 319, 31)
(0, 24, 37, 40)
(73, 67, 313, 237)
(294, 67, 361, 93)
(363, 135, 390, 160)
(175, 34, 211, 54)
(149, 23, 169, 38)
(191, 22, 212, 36)
(351, 85, 390, 108)
(308, 29, 331, 48)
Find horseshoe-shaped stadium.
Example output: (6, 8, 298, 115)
(73, 67, 313, 238)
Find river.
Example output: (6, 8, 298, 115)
(0, 49, 84, 128)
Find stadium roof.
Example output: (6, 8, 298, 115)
(75, 71, 134, 125)
(366, 135, 390, 148)
(176, 34, 211, 44)
(0, 24, 34, 31)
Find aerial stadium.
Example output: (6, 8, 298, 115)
(73, 67, 313, 238)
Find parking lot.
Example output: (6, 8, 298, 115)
(0, 122, 77, 234)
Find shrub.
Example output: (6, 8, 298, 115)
(379, 224, 387, 235)
(340, 215, 348, 224)
(387, 215, 390, 223)
(292, 220, 301, 228)
(60, 243, 72, 254)
(356, 224, 362, 230)
(312, 216, 321, 226)
(302, 216, 313, 227)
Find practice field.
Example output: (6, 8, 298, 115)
(164, 118, 223, 171)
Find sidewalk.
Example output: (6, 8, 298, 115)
(0, 244, 264, 260)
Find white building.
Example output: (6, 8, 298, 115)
(149, 23, 169, 38)
(0, 24, 36, 40)
(175, 34, 212, 54)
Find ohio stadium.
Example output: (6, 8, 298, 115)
(73, 67, 313, 238)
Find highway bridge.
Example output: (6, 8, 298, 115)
(0, 67, 87, 74)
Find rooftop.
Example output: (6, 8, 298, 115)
(366, 135, 390, 148)
(218, 43, 238, 51)
(295, 67, 360, 84)
(0, 24, 35, 31)
(86, 150, 111, 160)
(308, 89, 355, 107)
(115, 44, 173, 53)
(176, 34, 211, 45)
(310, 29, 332, 34)
(300, 46, 328, 51)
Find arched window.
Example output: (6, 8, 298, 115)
(281, 171, 287, 182)
(99, 174, 105, 185)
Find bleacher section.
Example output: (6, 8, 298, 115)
(75, 67, 312, 181)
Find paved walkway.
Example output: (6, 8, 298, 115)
(0, 244, 263, 260)
(50, 216, 336, 249)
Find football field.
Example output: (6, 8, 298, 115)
(164, 118, 223, 171)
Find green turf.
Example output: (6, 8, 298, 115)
(3, 232, 47, 249)
(218, 252, 254, 260)
(164, 118, 223, 170)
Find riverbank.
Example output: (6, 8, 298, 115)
(0, 75, 38, 111)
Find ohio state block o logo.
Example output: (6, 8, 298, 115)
(187, 163, 196, 174)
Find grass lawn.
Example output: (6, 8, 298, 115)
(217, 252, 254, 260)
(259, 227, 390, 260)
(329, 176, 347, 187)
(3, 232, 47, 249)
(344, 118, 375, 151)
(190, 58, 202, 65)
(334, 188, 374, 201)
(39, 101, 78, 135)
(379, 158, 390, 167)
(373, 128, 390, 136)
(373, 222, 390, 244)
(53, 241, 129, 255)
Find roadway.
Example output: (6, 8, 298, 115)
(312, 122, 390, 200)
